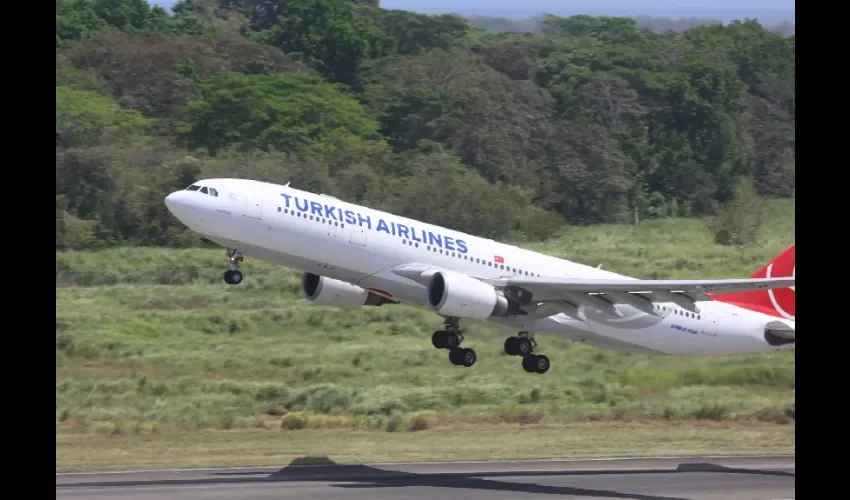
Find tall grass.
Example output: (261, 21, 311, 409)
(56, 199, 795, 433)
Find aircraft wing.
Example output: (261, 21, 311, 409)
(484, 276, 795, 295)
(479, 276, 795, 315)
(391, 263, 794, 316)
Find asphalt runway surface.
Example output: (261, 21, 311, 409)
(56, 455, 794, 500)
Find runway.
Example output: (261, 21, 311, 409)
(56, 455, 794, 499)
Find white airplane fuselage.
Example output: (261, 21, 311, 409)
(164, 178, 795, 358)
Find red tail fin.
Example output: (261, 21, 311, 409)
(711, 244, 795, 320)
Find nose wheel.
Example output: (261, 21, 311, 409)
(223, 248, 244, 285)
(504, 332, 550, 374)
(223, 269, 243, 284)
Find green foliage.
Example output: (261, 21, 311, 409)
(56, 145, 204, 248)
(367, 9, 471, 55)
(711, 177, 764, 247)
(56, 86, 154, 149)
(55, 4, 794, 249)
(56, 0, 211, 50)
(179, 72, 381, 154)
(259, 0, 394, 86)
(56, 0, 109, 50)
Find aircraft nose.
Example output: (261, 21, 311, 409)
(164, 191, 181, 211)
(164, 190, 192, 221)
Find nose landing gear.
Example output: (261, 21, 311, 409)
(223, 248, 244, 285)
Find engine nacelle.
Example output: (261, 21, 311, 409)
(426, 270, 511, 319)
(764, 320, 795, 347)
(301, 273, 385, 309)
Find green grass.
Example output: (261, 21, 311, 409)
(55, 198, 795, 470)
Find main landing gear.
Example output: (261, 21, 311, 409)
(504, 331, 550, 374)
(223, 248, 244, 285)
(432, 317, 477, 368)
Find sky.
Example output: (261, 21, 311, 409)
(148, 1, 795, 23)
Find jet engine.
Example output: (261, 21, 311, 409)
(301, 273, 386, 309)
(426, 270, 511, 319)
(764, 319, 795, 347)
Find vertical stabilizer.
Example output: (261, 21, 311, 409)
(710, 244, 795, 320)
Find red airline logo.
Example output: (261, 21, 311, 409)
(494, 255, 504, 264)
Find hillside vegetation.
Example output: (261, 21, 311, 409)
(57, 0, 794, 250)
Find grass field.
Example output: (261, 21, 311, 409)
(55, 198, 795, 471)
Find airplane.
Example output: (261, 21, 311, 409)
(164, 178, 795, 374)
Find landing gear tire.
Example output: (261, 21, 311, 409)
(434, 317, 475, 367)
(223, 248, 244, 285)
(504, 337, 517, 355)
(223, 269, 243, 285)
(504, 336, 531, 356)
(449, 347, 476, 367)
(508, 332, 550, 374)
(522, 354, 550, 374)
(534, 354, 550, 374)
(432, 330, 460, 350)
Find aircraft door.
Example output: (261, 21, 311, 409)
(701, 308, 718, 337)
(349, 224, 366, 246)
(244, 194, 263, 220)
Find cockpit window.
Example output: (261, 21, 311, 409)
(185, 184, 219, 197)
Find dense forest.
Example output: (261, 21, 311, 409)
(56, 0, 795, 250)
(464, 14, 795, 37)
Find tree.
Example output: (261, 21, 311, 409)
(711, 177, 763, 248)
(367, 9, 470, 55)
(63, 31, 310, 124)
(260, 0, 394, 86)
(56, 86, 154, 149)
(56, 0, 108, 50)
(54, 8, 795, 249)
(178, 72, 382, 155)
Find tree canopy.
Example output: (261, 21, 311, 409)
(56, 0, 795, 249)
